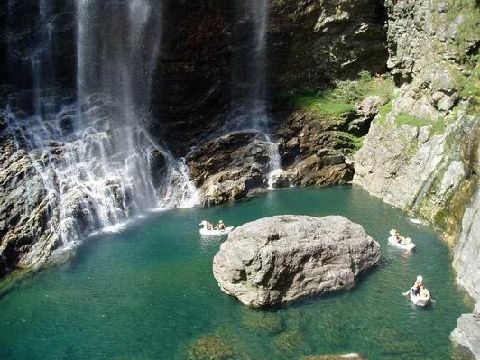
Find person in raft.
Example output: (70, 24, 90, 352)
(411, 275, 424, 296)
(392, 229, 403, 243)
(217, 220, 226, 230)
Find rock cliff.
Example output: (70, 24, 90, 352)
(352, 0, 480, 356)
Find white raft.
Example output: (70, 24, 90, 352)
(410, 288, 431, 307)
(199, 220, 234, 237)
(388, 229, 416, 251)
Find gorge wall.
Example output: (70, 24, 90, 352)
(353, 0, 480, 357)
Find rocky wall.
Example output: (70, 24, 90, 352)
(353, 0, 480, 357)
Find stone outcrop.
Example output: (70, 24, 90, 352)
(354, 111, 478, 228)
(213, 215, 380, 308)
(186, 131, 274, 206)
(275, 108, 367, 188)
(354, 0, 480, 230)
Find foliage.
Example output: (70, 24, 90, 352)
(389, 114, 448, 136)
(290, 72, 394, 119)
(394, 114, 429, 128)
(334, 132, 364, 151)
(377, 101, 393, 125)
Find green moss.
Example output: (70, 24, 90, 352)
(334, 132, 364, 151)
(290, 72, 394, 120)
(430, 118, 447, 135)
(391, 114, 449, 135)
(299, 355, 365, 360)
(394, 114, 429, 127)
(376, 101, 393, 125)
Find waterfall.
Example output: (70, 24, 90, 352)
(228, 0, 282, 184)
(3, 0, 198, 250)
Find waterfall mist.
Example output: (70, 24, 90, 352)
(3, 0, 198, 250)
(227, 0, 281, 182)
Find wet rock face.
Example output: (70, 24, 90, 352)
(187, 131, 273, 206)
(152, 0, 388, 154)
(0, 0, 76, 95)
(275, 110, 361, 187)
(150, 0, 234, 155)
(213, 215, 380, 308)
(0, 135, 58, 275)
(268, 0, 388, 91)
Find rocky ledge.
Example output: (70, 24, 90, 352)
(212, 215, 380, 308)
(451, 304, 480, 359)
(187, 131, 274, 206)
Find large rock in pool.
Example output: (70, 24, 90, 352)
(213, 215, 380, 308)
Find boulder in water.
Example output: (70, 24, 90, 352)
(213, 215, 380, 308)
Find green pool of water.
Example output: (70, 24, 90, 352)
(0, 186, 471, 359)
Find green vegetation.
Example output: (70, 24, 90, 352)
(391, 114, 448, 135)
(430, 118, 448, 135)
(444, 0, 480, 63)
(372, 107, 450, 136)
(290, 71, 394, 119)
(334, 131, 364, 151)
(376, 101, 393, 125)
(394, 114, 429, 127)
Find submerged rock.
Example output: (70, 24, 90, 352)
(299, 355, 365, 360)
(213, 215, 380, 308)
(187, 335, 237, 360)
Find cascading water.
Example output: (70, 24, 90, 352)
(228, 0, 282, 187)
(3, 0, 198, 250)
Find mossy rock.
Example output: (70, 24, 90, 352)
(243, 310, 285, 336)
(187, 335, 237, 360)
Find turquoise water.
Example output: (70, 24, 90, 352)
(0, 186, 471, 359)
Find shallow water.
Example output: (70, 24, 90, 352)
(0, 186, 471, 359)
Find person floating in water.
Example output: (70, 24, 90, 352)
(217, 220, 225, 230)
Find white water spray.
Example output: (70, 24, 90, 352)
(4, 0, 198, 250)
(228, 0, 282, 187)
